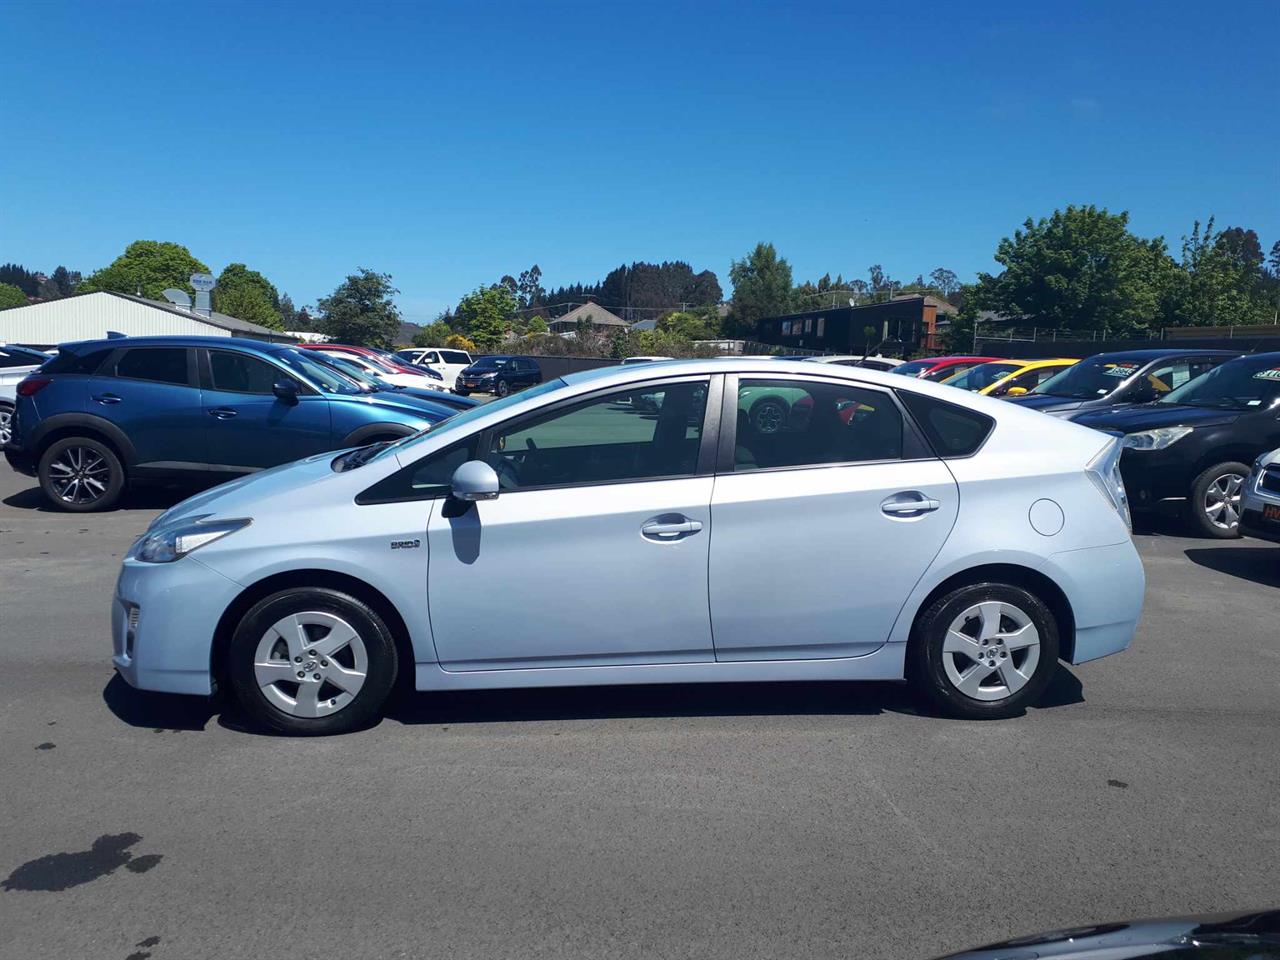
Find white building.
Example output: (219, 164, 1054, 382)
(0, 291, 290, 349)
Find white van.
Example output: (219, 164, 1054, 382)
(396, 348, 474, 389)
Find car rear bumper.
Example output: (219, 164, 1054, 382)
(4, 442, 36, 476)
(111, 555, 243, 696)
(1048, 540, 1146, 664)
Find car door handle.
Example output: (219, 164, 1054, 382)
(92, 393, 122, 405)
(641, 517, 704, 540)
(881, 492, 941, 516)
(208, 407, 238, 420)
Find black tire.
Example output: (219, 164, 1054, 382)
(908, 582, 1060, 720)
(748, 396, 789, 434)
(0, 401, 13, 447)
(496, 378, 511, 398)
(1187, 461, 1249, 539)
(37, 436, 126, 512)
(227, 587, 399, 736)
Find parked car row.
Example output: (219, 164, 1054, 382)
(0, 343, 54, 446)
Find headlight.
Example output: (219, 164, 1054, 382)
(1121, 426, 1193, 450)
(478, 371, 497, 378)
(132, 516, 252, 563)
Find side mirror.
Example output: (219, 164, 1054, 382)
(1004, 386, 1028, 397)
(272, 380, 299, 403)
(451, 460, 500, 502)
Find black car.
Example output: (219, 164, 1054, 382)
(1009, 348, 1236, 420)
(932, 908, 1280, 959)
(455, 356, 542, 397)
(1074, 351, 1280, 538)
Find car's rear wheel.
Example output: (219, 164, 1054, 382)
(37, 436, 125, 512)
(227, 587, 399, 736)
(749, 396, 789, 434)
(1188, 461, 1248, 539)
(0, 401, 13, 446)
(908, 582, 1059, 720)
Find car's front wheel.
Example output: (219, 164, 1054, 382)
(496, 379, 511, 397)
(1188, 461, 1248, 539)
(227, 587, 399, 735)
(908, 582, 1059, 720)
(38, 436, 126, 511)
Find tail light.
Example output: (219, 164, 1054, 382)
(1086, 438, 1132, 532)
(16, 376, 51, 397)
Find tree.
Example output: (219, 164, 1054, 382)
(79, 241, 210, 300)
(51, 266, 81, 298)
(524, 316, 548, 336)
(658, 306, 721, 341)
(278, 293, 298, 329)
(0, 264, 38, 296)
(728, 243, 794, 336)
(517, 265, 545, 309)
(1171, 218, 1271, 326)
(316, 269, 401, 347)
(210, 262, 283, 329)
(444, 333, 476, 352)
(972, 205, 1177, 335)
(0, 283, 27, 310)
(929, 267, 959, 298)
(412, 320, 453, 347)
(456, 285, 517, 350)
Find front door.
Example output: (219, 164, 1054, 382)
(426, 377, 716, 670)
(201, 349, 332, 471)
(709, 376, 959, 661)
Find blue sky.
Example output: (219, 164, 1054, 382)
(2, 0, 1276, 322)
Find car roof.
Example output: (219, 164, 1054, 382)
(1080, 348, 1240, 361)
(57, 335, 297, 354)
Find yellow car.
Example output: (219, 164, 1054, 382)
(942, 358, 1078, 397)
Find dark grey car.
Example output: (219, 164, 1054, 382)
(1008, 349, 1236, 420)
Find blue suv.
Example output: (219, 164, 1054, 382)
(3, 336, 460, 511)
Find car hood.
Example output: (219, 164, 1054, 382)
(329, 392, 449, 421)
(148, 452, 344, 529)
(1007, 394, 1084, 412)
(1073, 402, 1239, 433)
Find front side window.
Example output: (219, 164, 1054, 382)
(1143, 359, 1222, 397)
(483, 379, 709, 490)
(356, 439, 478, 503)
(114, 348, 190, 386)
(734, 379, 902, 471)
(210, 351, 287, 394)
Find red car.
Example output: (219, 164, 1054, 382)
(889, 355, 1002, 382)
(298, 343, 431, 378)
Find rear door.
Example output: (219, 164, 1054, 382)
(709, 374, 958, 661)
(200, 348, 332, 470)
(99, 346, 206, 469)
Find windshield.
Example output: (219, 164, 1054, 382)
(890, 359, 936, 377)
(1033, 356, 1141, 399)
(316, 354, 381, 389)
(1161, 355, 1280, 410)
(274, 348, 364, 395)
(943, 361, 1020, 391)
(470, 357, 510, 370)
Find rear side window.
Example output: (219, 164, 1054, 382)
(210, 351, 285, 394)
(440, 350, 470, 364)
(43, 348, 112, 375)
(114, 348, 191, 386)
(897, 390, 994, 457)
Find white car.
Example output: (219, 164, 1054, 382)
(0, 344, 52, 446)
(314, 348, 446, 392)
(395, 348, 473, 389)
(1240, 447, 1280, 545)
(111, 358, 1144, 735)
(805, 354, 904, 371)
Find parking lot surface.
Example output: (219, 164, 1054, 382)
(1, 466, 1277, 960)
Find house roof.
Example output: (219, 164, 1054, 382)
(106, 291, 287, 338)
(548, 302, 630, 328)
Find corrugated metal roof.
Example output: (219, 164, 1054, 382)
(0, 291, 290, 348)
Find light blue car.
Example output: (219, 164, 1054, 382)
(111, 358, 1145, 734)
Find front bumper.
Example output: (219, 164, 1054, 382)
(455, 378, 493, 392)
(1119, 447, 1193, 512)
(111, 555, 244, 696)
(1240, 470, 1280, 543)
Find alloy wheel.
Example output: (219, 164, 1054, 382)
(47, 445, 112, 505)
(253, 612, 369, 718)
(752, 401, 785, 434)
(0, 407, 11, 446)
(1203, 472, 1244, 531)
(941, 600, 1041, 702)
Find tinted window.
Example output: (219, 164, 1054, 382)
(357, 440, 477, 504)
(0, 347, 48, 368)
(898, 390, 994, 457)
(210, 351, 285, 394)
(890, 359, 935, 377)
(274, 349, 362, 394)
(440, 351, 470, 364)
(115, 348, 190, 385)
(734, 379, 902, 471)
(1143, 358, 1222, 396)
(1162, 355, 1280, 410)
(483, 380, 709, 489)
(989, 365, 1065, 396)
(922, 363, 975, 381)
(472, 357, 509, 370)
(43, 348, 112, 375)
(945, 362, 1020, 391)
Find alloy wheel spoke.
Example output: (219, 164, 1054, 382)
(312, 621, 359, 658)
(255, 661, 300, 687)
(999, 623, 1039, 651)
(943, 629, 983, 659)
(280, 615, 311, 660)
(955, 662, 998, 698)
(976, 601, 1005, 641)
(323, 662, 365, 694)
(998, 661, 1028, 694)
(292, 681, 322, 718)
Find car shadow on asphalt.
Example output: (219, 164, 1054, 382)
(1184, 547, 1280, 588)
(3, 483, 192, 513)
(102, 667, 1085, 735)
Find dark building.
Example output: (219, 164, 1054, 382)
(757, 295, 956, 355)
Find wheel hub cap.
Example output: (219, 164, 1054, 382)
(942, 600, 1041, 703)
(1203, 473, 1244, 530)
(253, 612, 369, 718)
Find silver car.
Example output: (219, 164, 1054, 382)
(112, 359, 1145, 735)
(1240, 447, 1280, 544)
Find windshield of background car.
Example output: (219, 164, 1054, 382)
(470, 357, 510, 370)
(1033, 357, 1138, 398)
(889, 359, 935, 377)
(943, 361, 1019, 390)
(1161, 355, 1280, 409)
(274, 348, 363, 394)
(317, 354, 379, 388)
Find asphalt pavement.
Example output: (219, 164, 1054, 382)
(1, 467, 1277, 960)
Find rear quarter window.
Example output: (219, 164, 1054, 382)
(896, 390, 994, 457)
(42, 348, 113, 375)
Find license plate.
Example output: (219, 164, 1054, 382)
(1265, 504, 1280, 521)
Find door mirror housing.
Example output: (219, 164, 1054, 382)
(272, 380, 299, 403)
(451, 460, 500, 501)
(1004, 386, 1028, 397)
